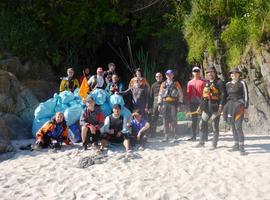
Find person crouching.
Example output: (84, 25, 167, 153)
(34, 112, 69, 150)
(129, 109, 150, 150)
(80, 96, 104, 150)
(100, 104, 131, 154)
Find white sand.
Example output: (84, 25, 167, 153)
(1, 132, 270, 200)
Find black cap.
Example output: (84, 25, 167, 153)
(229, 67, 242, 74)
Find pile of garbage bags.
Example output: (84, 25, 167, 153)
(32, 89, 131, 143)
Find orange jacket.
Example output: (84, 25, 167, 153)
(129, 77, 150, 90)
(36, 122, 69, 145)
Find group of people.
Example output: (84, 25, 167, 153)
(34, 62, 249, 156)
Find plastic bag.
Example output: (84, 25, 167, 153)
(110, 94, 125, 107)
(91, 89, 107, 105)
(59, 91, 75, 104)
(32, 118, 50, 137)
(34, 98, 57, 119)
(100, 103, 112, 117)
(64, 104, 83, 126)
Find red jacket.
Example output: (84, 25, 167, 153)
(187, 78, 206, 103)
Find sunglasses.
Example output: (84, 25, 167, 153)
(193, 70, 200, 73)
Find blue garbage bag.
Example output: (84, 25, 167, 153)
(64, 104, 83, 126)
(69, 123, 81, 143)
(91, 89, 107, 105)
(59, 91, 75, 104)
(110, 94, 125, 107)
(100, 102, 112, 117)
(54, 103, 68, 113)
(121, 106, 131, 119)
(34, 98, 57, 119)
(32, 118, 50, 137)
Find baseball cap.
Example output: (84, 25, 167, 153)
(192, 66, 201, 72)
(165, 69, 174, 75)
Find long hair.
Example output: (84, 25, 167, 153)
(50, 112, 67, 130)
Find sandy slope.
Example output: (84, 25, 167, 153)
(0, 132, 270, 200)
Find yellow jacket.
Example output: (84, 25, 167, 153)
(59, 77, 80, 92)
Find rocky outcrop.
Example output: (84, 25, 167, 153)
(0, 118, 14, 154)
(0, 70, 39, 126)
(240, 49, 270, 134)
(21, 79, 58, 102)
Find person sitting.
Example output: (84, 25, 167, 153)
(88, 67, 106, 90)
(100, 104, 131, 154)
(80, 96, 104, 150)
(59, 67, 80, 92)
(79, 67, 91, 85)
(129, 109, 150, 150)
(34, 112, 69, 150)
(105, 73, 124, 95)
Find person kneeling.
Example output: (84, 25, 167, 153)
(34, 112, 69, 150)
(80, 96, 104, 150)
(100, 104, 131, 154)
(129, 109, 150, 150)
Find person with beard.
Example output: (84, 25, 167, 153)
(59, 68, 80, 92)
(196, 66, 226, 149)
(223, 67, 249, 155)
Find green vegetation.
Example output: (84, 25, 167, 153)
(0, 0, 269, 75)
(182, 0, 270, 67)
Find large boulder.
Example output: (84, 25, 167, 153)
(21, 80, 58, 102)
(0, 118, 14, 154)
(0, 113, 32, 139)
(0, 70, 39, 138)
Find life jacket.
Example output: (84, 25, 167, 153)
(84, 107, 103, 126)
(202, 80, 221, 101)
(161, 81, 180, 99)
(61, 77, 79, 92)
(109, 115, 123, 134)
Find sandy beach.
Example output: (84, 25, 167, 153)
(1, 131, 270, 200)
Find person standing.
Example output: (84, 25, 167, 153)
(104, 62, 116, 84)
(59, 68, 80, 92)
(120, 77, 149, 117)
(149, 72, 163, 135)
(158, 69, 184, 142)
(196, 66, 226, 149)
(186, 66, 206, 141)
(223, 67, 249, 155)
(79, 67, 91, 85)
(87, 67, 106, 90)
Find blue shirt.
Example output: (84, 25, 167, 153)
(131, 118, 147, 136)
